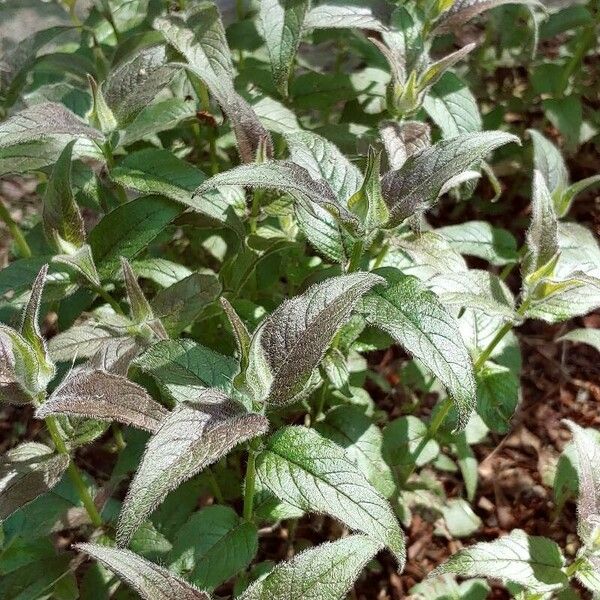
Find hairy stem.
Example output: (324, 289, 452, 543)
(474, 299, 530, 371)
(91, 283, 124, 316)
(206, 467, 225, 505)
(243, 439, 260, 522)
(0, 198, 32, 258)
(45, 415, 103, 527)
(347, 239, 365, 273)
(398, 397, 453, 486)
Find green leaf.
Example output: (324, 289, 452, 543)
(379, 120, 431, 170)
(36, 369, 168, 434)
(239, 535, 381, 600)
(195, 161, 359, 229)
(362, 271, 476, 429)
(259, 0, 310, 97)
(348, 148, 390, 233)
(528, 129, 568, 200)
(411, 575, 490, 600)
(476, 362, 520, 433)
(122, 98, 196, 145)
(523, 170, 559, 279)
(430, 529, 568, 594)
(434, 0, 544, 34)
(381, 132, 519, 226)
(0, 442, 69, 522)
(256, 426, 405, 568)
(304, 0, 391, 31)
(89, 195, 183, 278)
(132, 258, 193, 288)
(42, 140, 86, 253)
(0, 331, 33, 405)
(246, 273, 383, 407)
(133, 338, 239, 402)
(151, 272, 221, 335)
(285, 130, 362, 203)
(104, 45, 177, 126)
(20, 264, 56, 392)
(543, 95, 582, 152)
(419, 44, 476, 91)
(168, 505, 258, 591)
(383, 415, 440, 471)
(111, 148, 245, 238)
(441, 498, 482, 538)
(0, 25, 72, 109)
(559, 328, 600, 354)
(524, 223, 600, 322)
(155, 9, 272, 162)
(121, 257, 167, 340)
(117, 392, 268, 546)
(558, 175, 600, 218)
(437, 221, 518, 266)
(48, 324, 124, 363)
(563, 420, 600, 546)
(75, 543, 210, 600)
(316, 405, 395, 498)
(423, 72, 482, 138)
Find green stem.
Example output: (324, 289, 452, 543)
(249, 191, 262, 234)
(373, 243, 389, 269)
(558, 22, 597, 97)
(236, 0, 245, 20)
(398, 397, 453, 486)
(347, 239, 364, 273)
(474, 299, 530, 371)
(565, 556, 586, 578)
(243, 440, 260, 522)
(91, 283, 124, 316)
(0, 199, 32, 258)
(45, 415, 103, 527)
(206, 467, 225, 504)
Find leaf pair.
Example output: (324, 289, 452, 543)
(155, 5, 273, 163)
(77, 533, 381, 600)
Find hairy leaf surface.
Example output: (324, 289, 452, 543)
(255, 426, 405, 567)
(381, 132, 518, 226)
(246, 273, 383, 406)
(36, 369, 167, 433)
(76, 543, 210, 600)
(431, 529, 567, 593)
(117, 393, 269, 545)
(240, 534, 381, 599)
(0, 442, 69, 521)
(134, 338, 238, 402)
(362, 270, 476, 428)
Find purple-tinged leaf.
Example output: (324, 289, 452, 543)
(75, 543, 210, 600)
(117, 391, 269, 546)
(380, 120, 431, 171)
(36, 369, 167, 434)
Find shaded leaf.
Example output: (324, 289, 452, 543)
(117, 392, 268, 545)
(379, 120, 431, 171)
(476, 362, 520, 434)
(75, 543, 210, 600)
(134, 338, 238, 402)
(89, 195, 183, 278)
(42, 141, 86, 253)
(0, 442, 69, 522)
(168, 505, 257, 591)
(239, 535, 381, 600)
(437, 221, 518, 266)
(104, 45, 177, 126)
(36, 369, 167, 434)
(256, 426, 405, 567)
(563, 420, 600, 546)
(151, 272, 222, 335)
